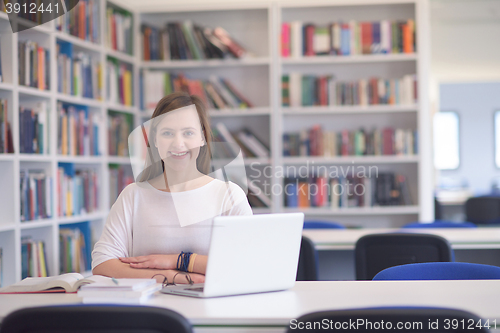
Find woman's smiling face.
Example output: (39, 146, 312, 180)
(154, 106, 205, 172)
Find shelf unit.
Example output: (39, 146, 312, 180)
(276, 0, 431, 228)
(0, 0, 432, 286)
(0, 0, 143, 286)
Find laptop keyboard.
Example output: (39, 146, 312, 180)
(185, 287, 204, 292)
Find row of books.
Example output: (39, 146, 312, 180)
(283, 126, 418, 157)
(106, 6, 133, 55)
(57, 102, 101, 156)
(212, 122, 270, 159)
(56, 0, 100, 44)
(141, 22, 248, 61)
(107, 58, 133, 106)
(57, 164, 99, 217)
(108, 112, 132, 157)
(284, 173, 412, 208)
(59, 223, 91, 274)
(20, 170, 52, 222)
(109, 165, 134, 207)
(18, 40, 50, 90)
(0, 99, 14, 153)
(21, 237, 48, 279)
(282, 74, 418, 107)
(141, 71, 253, 111)
(19, 101, 48, 154)
(57, 41, 103, 99)
(281, 20, 416, 57)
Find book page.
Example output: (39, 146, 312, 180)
(74, 275, 114, 290)
(0, 273, 84, 293)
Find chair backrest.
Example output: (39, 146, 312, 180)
(465, 196, 500, 224)
(296, 236, 319, 281)
(355, 233, 454, 280)
(373, 262, 500, 281)
(434, 197, 443, 220)
(402, 220, 477, 228)
(286, 307, 489, 333)
(0, 305, 193, 333)
(303, 221, 345, 229)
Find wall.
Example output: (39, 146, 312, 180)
(431, 0, 500, 82)
(439, 82, 500, 195)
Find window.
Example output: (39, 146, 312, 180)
(433, 111, 460, 170)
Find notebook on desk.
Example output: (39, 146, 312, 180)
(160, 212, 304, 298)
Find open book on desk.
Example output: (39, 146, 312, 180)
(0, 273, 113, 293)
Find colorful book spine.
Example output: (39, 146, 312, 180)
(141, 71, 253, 111)
(59, 222, 92, 273)
(21, 237, 48, 278)
(56, 0, 100, 44)
(57, 102, 99, 156)
(18, 40, 50, 90)
(282, 74, 417, 107)
(283, 172, 412, 208)
(211, 123, 270, 159)
(106, 5, 133, 55)
(107, 112, 132, 157)
(56, 41, 102, 100)
(19, 101, 48, 154)
(20, 169, 52, 222)
(108, 164, 134, 207)
(106, 58, 133, 106)
(283, 126, 417, 157)
(281, 19, 416, 57)
(0, 99, 13, 154)
(57, 163, 99, 217)
(141, 21, 249, 61)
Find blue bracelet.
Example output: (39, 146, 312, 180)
(177, 251, 192, 272)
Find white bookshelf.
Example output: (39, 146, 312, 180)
(141, 57, 271, 69)
(0, 0, 432, 285)
(282, 104, 418, 115)
(276, 0, 431, 228)
(0, 0, 143, 286)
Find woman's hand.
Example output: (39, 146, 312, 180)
(120, 254, 208, 275)
(119, 254, 178, 270)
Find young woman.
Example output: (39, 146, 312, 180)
(92, 92, 253, 284)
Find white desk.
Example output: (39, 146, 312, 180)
(0, 281, 499, 333)
(302, 228, 500, 250)
(302, 228, 500, 280)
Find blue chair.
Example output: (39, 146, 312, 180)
(373, 262, 500, 281)
(303, 220, 345, 229)
(296, 236, 319, 281)
(402, 220, 477, 228)
(0, 305, 192, 333)
(355, 233, 454, 280)
(286, 307, 489, 332)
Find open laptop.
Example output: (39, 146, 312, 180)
(161, 212, 304, 298)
